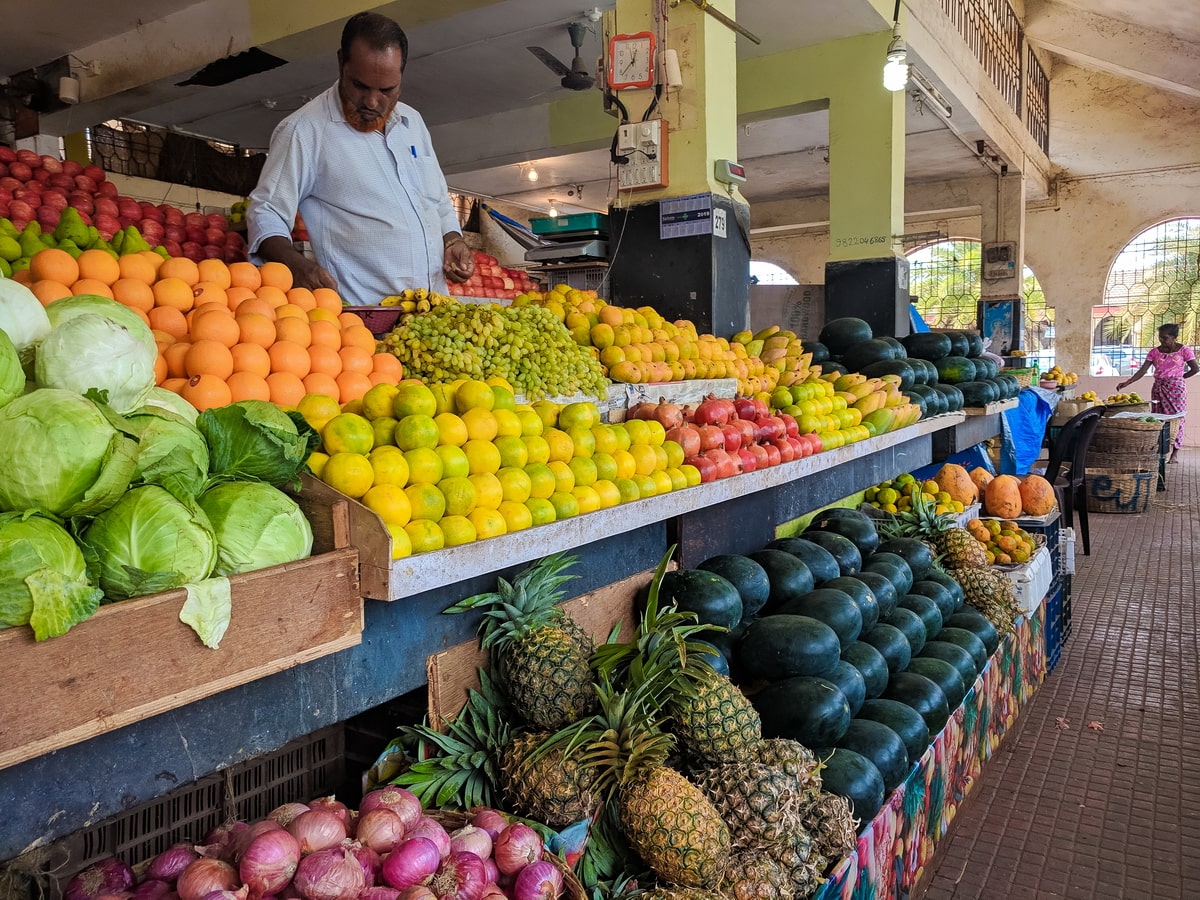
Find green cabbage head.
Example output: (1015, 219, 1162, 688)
(125, 406, 211, 500)
(0, 326, 25, 409)
(46, 294, 157, 355)
(36, 312, 158, 413)
(198, 400, 319, 486)
(0, 511, 102, 641)
(0, 278, 51, 363)
(198, 481, 314, 576)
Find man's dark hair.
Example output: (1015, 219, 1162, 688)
(341, 12, 409, 71)
(1161, 323, 1181, 338)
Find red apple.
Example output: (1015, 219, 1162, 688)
(0, 163, 7, 179)
(47, 173, 74, 190)
(31, 168, 51, 184)
(12, 188, 40, 204)
(204, 226, 225, 245)
(0, 189, 11, 205)
(202, 244, 224, 259)
(185, 225, 206, 244)
(68, 193, 94, 215)
(118, 215, 140, 228)
(8, 199, 34, 221)
(118, 197, 142, 218)
(16, 149, 41, 168)
(163, 240, 183, 257)
(41, 192, 68, 211)
(73, 175, 98, 193)
(0, 147, 16, 164)
(97, 181, 118, 198)
(163, 206, 185, 226)
(139, 203, 164, 223)
(36, 206, 60, 228)
(61, 159, 82, 177)
(40, 155, 62, 174)
(224, 231, 246, 249)
(81, 164, 106, 184)
(224, 246, 246, 263)
(94, 197, 119, 218)
(164, 224, 187, 244)
(181, 241, 204, 261)
(139, 220, 165, 242)
(22, 179, 44, 194)
(205, 212, 228, 230)
(94, 213, 121, 235)
(185, 212, 206, 229)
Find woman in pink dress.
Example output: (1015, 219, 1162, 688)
(1117, 323, 1199, 462)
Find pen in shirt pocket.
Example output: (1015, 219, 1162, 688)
(410, 145, 417, 157)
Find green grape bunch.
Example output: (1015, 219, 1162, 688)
(381, 302, 609, 399)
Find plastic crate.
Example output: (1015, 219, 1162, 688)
(1016, 510, 1062, 578)
(1045, 582, 1065, 672)
(531, 264, 608, 293)
(997, 545, 1054, 617)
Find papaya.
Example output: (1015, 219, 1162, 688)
(933, 463, 978, 505)
(985, 474, 1023, 519)
(1019, 474, 1057, 516)
(968, 467, 994, 495)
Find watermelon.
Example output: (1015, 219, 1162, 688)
(697, 554, 771, 621)
(747, 550, 815, 615)
(882, 606, 927, 655)
(906, 384, 939, 413)
(946, 332, 971, 357)
(922, 569, 965, 610)
(737, 615, 841, 679)
(919, 640, 980, 688)
(656, 569, 743, 631)
(861, 358, 916, 390)
(905, 657, 967, 710)
(776, 588, 863, 649)
(752, 676, 851, 746)
(897, 593, 944, 641)
(813, 747, 885, 824)
(862, 552, 913, 596)
(935, 628, 989, 673)
(825, 576, 880, 631)
(805, 509, 879, 556)
(935, 356, 977, 384)
(902, 332, 953, 361)
(880, 336, 907, 359)
(837, 719, 911, 793)
(857, 699, 931, 766)
(945, 609, 1000, 655)
(806, 341, 831, 364)
(963, 332, 984, 357)
(875, 538, 934, 580)
(932, 383, 964, 411)
(820, 360, 849, 378)
(883, 671, 950, 733)
(825, 660, 867, 716)
(842, 339, 896, 372)
(855, 571, 898, 617)
(958, 380, 996, 408)
(799, 531, 862, 575)
(819, 318, 873, 355)
(841, 641, 890, 699)
(765, 537, 841, 584)
(860, 623, 911, 673)
(908, 580, 957, 621)
(691, 640, 731, 677)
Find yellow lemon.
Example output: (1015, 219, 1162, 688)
(549, 491, 580, 520)
(524, 463, 556, 499)
(435, 445, 470, 479)
(455, 379, 495, 412)
(558, 401, 599, 431)
(404, 482, 446, 521)
(434, 412, 469, 447)
(611, 448, 638, 480)
(403, 446, 444, 484)
(592, 479, 621, 508)
(361, 483, 412, 527)
(524, 497, 557, 526)
(361, 382, 400, 421)
(439, 515, 477, 547)
(494, 435, 529, 469)
(437, 476, 477, 517)
(497, 500, 533, 532)
(369, 446, 410, 487)
(490, 384, 516, 411)
(393, 382, 437, 417)
(307, 451, 330, 478)
(624, 418, 651, 445)
(493, 408, 523, 437)
(651, 469, 674, 495)
(321, 452, 374, 498)
(613, 477, 641, 503)
(633, 474, 657, 497)
(469, 472, 504, 510)
(429, 382, 458, 415)
(591, 424, 621, 455)
(461, 407, 499, 442)
(464, 439, 502, 475)
(662, 440, 685, 469)
(572, 485, 602, 514)
(516, 409, 544, 437)
(468, 507, 507, 539)
(679, 464, 702, 487)
(403, 519, 444, 553)
(666, 467, 688, 491)
(497, 466, 533, 503)
(370, 415, 398, 448)
(297, 393, 341, 432)
(566, 427, 596, 458)
(322, 413, 374, 455)
(592, 451, 618, 482)
(523, 434, 551, 465)
(568, 456, 598, 487)
(386, 522, 413, 559)
(394, 413, 440, 451)
(628, 444, 658, 477)
(548, 460, 576, 494)
(544, 428, 575, 463)
(643, 420, 667, 447)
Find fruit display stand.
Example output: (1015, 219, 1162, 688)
(961, 396, 1019, 417)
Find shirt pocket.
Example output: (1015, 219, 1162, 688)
(411, 155, 448, 213)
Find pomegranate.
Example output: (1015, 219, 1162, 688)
(779, 413, 800, 439)
(730, 417, 756, 448)
(762, 443, 782, 467)
(772, 438, 795, 463)
(665, 424, 701, 457)
(737, 446, 758, 473)
(684, 454, 719, 483)
(720, 423, 742, 453)
(733, 397, 758, 420)
(692, 394, 730, 426)
(696, 424, 725, 452)
(651, 400, 685, 430)
(747, 444, 771, 469)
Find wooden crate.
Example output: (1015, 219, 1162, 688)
(0, 490, 363, 771)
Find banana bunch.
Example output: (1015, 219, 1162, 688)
(379, 287, 458, 316)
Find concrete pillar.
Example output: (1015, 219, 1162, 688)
(979, 171, 1027, 351)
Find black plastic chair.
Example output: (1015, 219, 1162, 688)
(1040, 406, 1105, 555)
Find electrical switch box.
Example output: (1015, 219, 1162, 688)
(616, 119, 668, 191)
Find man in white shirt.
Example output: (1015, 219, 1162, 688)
(247, 11, 475, 306)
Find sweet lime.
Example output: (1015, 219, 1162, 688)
(469, 472, 504, 510)
(548, 460, 576, 494)
(549, 491, 581, 520)
(321, 452, 374, 498)
(468, 507, 507, 539)
(435, 445, 470, 479)
(455, 379, 495, 412)
(393, 382, 437, 417)
(524, 497, 557, 526)
(405, 482, 446, 521)
(403, 447, 444, 484)
(497, 500, 533, 532)
(497, 467, 533, 503)
(464, 439, 502, 475)
(362, 484, 412, 527)
(437, 476, 477, 517)
(434, 412, 469, 447)
(394, 414, 440, 451)
(439, 515, 477, 547)
(494, 435, 529, 469)
(386, 522, 413, 559)
(524, 463, 556, 499)
(322, 413, 374, 455)
(404, 519, 444, 553)
(523, 435, 551, 465)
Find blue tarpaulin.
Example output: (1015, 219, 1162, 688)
(1000, 387, 1057, 474)
(909, 444, 995, 482)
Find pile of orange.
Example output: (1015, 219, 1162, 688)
(20, 248, 404, 411)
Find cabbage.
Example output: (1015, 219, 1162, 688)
(81, 485, 218, 601)
(125, 405, 211, 500)
(140, 385, 199, 425)
(36, 312, 157, 413)
(198, 400, 320, 486)
(0, 278, 51, 363)
(198, 481, 313, 575)
(0, 326, 24, 409)
(0, 511, 102, 640)
(46, 294, 157, 355)
(0, 388, 138, 518)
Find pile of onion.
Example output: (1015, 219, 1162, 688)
(62, 795, 564, 900)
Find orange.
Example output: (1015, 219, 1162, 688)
(369, 370, 398, 387)
(339, 346, 373, 376)
(158, 257, 200, 287)
(226, 371, 271, 402)
(191, 282, 228, 309)
(71, 278, 114, 299)
(275, 316, 312, 348)
(132, 307, 152, 328)
(161, 376, 188, 394)
(153, 277, 196, 312)
(30, 248, 79, 285)
(266, 371, 307, 407)
(341, 325, 377, 353)
(259, 261, 294, 291)
(77, 249, 120, 285)
(191, 301, 229, 320)
(309, 319, 342, 350)
(255, 285, 289, 308)
(286, 287, 316, 311)
(338, 312, 363, 329)
(230, 342, 271, 378)
(235, 297, 276, 320)
(139, 250, 166, 273)
(372, 353, 404, 381)
(190, 310, 240, 348)
(274, 303, 306, 321)
(197, 259, 231, 290)
(302, 372, 341, 402)
(148, 306, 188, 340)
(336, 371, 372, 403)
(10, 269, 33, 286)
(307, 344, 343, 377)
(228, 261, 262, 292)
(153, 330, 175, 351)
(154, 353, 167, 384)
(163, 341, 192, 378)
(185, 339, 235, 379)
(237, 313, 277, 348)
(307, 307, 339, 324)
(268, 340, 311, 377)
(112, 278, 155, 313)
(226, 286, 257, 310)
(118, 253, 157, 285)
(313, 288, 344, 313)
(181, 373, 231, 412)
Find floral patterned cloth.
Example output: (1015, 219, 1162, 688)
(1146, 347, 1194, 449)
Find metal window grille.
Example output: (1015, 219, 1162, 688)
(940, 0, 1022, 115)
(1024, 279, 1056, 369)
(1024, 45, 1050, 154)
(1093, 218, 1200, 366)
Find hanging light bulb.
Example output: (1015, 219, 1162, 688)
(526, 164, 539, 182)
(882, 21, 909, 92)
(548, 199, 559, 218)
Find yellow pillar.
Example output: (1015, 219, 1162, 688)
(62, 132, 91, 165)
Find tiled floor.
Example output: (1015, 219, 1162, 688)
(915, 450, 1200, 900)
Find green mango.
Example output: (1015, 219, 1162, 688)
(54, 208, 89, 248)
(57, 239, 83, 259)
(0, 218, 18, 239)
(0, 235, 20, 263)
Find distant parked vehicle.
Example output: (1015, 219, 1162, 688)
(1091, 354, 1118, 376)
(1093, 345, 1141, 374)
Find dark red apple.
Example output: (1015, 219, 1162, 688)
(73, 175, 98, 193)
(47, 173, 74, 190)
(36, 206, 60, 228)
(97, 181, 118, 198)
(0, 147, 16, 164)
(202, 244, 223, 259)
(139, 203, 164, 223)
(163, 206, 185, 226)
(31, 167, 50, 184)
(139, 220, 165, 243)
(224, 231, 245, 249)
(61, 159, 82, 178)
(81, 164, 106, 184)
(224, 246, 246, 263)
(205, 212, 228, 230)
(94, 197, 119, 218)
(181, 241, 205, 261)
(163, 240, 183, 257)
(8, 199, 35, 221)
(204, 226, 225, 245)
(164, 224, 187, 244)
(67, 193, 94, 215)
(185, 225, 206, 244)
(40, 155, 62, 174)
(94, 214, 120, 237)
(41, 192, 68, 211)
(184, 212, 206, 229)
(16, 149, 41, 168)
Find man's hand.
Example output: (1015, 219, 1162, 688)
(292, 256, 338, 291)
(443, 236, 475, 284)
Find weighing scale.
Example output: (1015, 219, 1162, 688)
(523, 211, 609, 265)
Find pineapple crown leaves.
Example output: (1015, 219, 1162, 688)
(879, 487, 955, 541)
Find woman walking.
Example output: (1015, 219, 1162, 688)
(1117, 323, 1199, 462)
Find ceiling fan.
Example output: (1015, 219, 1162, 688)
(527, 22, 595, 92)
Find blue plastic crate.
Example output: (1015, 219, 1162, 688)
(1045, 582, 1065, 673)
(1017, 510, 1063, 579)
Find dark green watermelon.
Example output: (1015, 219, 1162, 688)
(806, 508, 880, 556)
(855, 571, 898, 617)
(946, 332, 971, 357)
(799, 531, 862, 576)
(820, 360, 849, 378)
(776, 588, 863, 649)
(932, 383, 964, 411)
(922, 569, 965, 610)
(765, 537, 841, 584)
(945, 609, 1000, 656)
(936, 627, 990, 672)
(842, 339, 896, 372)
(747, 549, 815, 615)
(914, 358, 942, 387)
(884, 671, 950, 734)
(906, 384, 939, 412)
(697, 554, 771, 621)
(975, 357, 1000, 378)
(691, 640, 731, 677)
(908, 580, 957, 621)
(813, 747, 885, 824)
(862, 552, 914, 596)
(935, 356, 977, 385)
(898, 593, 944, 641)
(902, 332, 953, 361)
(656, 569, 743, 631)
(905, 657, 967, 710)
(875, 538, 934, 580)
(806, 341, 831, 364)
(819, 318, 874, 355)
(861, 358, 916, 390)
(738, 615, 841, 679)
(879, 336, 907, 359)
(825, 660, 867, 716)
(903, 391, 929, 418)
(753, 676, 851, 746)
(861, 623, 911, 673)
(963, 332, 984, 358)
(837, 719, 911, 793)
(857, 698, 932, 766)
(825, 576, 880, 631)
(958, 381, 995, 408)
(919, 640, 980, 688)
(882, 606, 927, 655)
(841, 641, 890, 699)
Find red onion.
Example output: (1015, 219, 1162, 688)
(199, 891, 248, 900)
(239, 827, 301, 895)
(493, 825, 542, 876)
(287, 809, 349, 855)
(177, 859, 238, 900)
(131, 882, 172, 899)
(202, 822, 249, 859)
(307, 796, 351, 829)
(513, 861, 562, 900)
(359, 890, 401, 900)
(358, 789, 422, 832)
(65, 857, 136, 900)
(379, 837, 440, 890)
(148, 845, 201, 883)
(427, 852, 487, 900)
(268, 803, 311, 827)
(405, 818, 450, 858)
(479, 887, 506, 900)
(345, 841, 383, 884)
(396, 889, 436, 900)
(481, 859, 499, 885)
(469, 810, 508, 842)
(231, 819, 285, 863)
(449, 826, 492, 861)
(356, 808, 407, 853)
(293, 847, 366, 900)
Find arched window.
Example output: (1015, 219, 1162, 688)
(907, 239, 1053, 365)
(749, 261, 799, 285)
(1094, 218, 1200, 376)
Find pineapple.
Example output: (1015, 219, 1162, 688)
(691, 759, 805, 849)
(885, 487, 987, 569)
(752, 738, 823, 792)
(447, 552, 596, 730)
(939, 525, 989, 569)
(767, 837, 824, 897)
(801, 790, 858, 872)
(500, 730, 598, 829)
(723, 850, 795, 899)
(955, 566, 1019, 634)
(635, 890, 728, 900)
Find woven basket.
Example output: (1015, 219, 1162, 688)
(1085, 468, 1155, 515)
(1001, 368, 1035, 388)
(1090, 416, 1164, 456)
(425, 809, 587, 900)
(1101, 401, 1151, 416)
